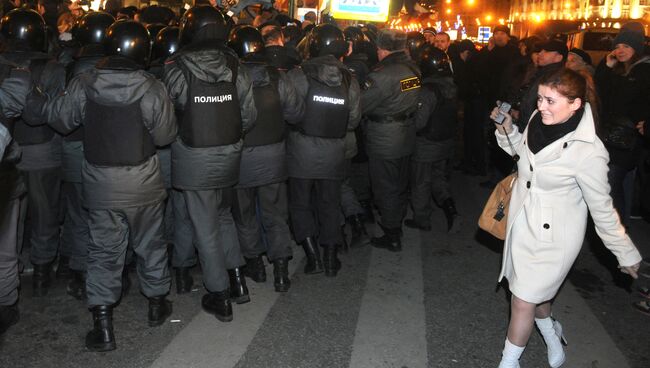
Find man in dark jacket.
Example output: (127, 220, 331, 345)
(0, 61, 31, 336)
(33, 20, 177, 351)
(287, 23, 361, 277)
(405, 45, 461, 233)
(162, 6, 256, 322)
(361, 29, 420, 252)
(1, 8, 66, 296)
(58, 11, 115, 301)
(228, 25, 304, 291)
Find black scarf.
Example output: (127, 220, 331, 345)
(528, 108, 584, 154)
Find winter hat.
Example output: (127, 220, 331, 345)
(422, 27, 436, 36)
(540, 39, 568, 59)
(492, 25, 510, 36)
(613, 28, 645, 55)
(569, 48, 592, 66)
(376, 29, 407, 51)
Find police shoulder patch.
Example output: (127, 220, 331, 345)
(400, 76, 421, 92)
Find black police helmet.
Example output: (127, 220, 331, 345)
(406, 31, 425, 58)
(228, 25, 264, 59)
(418, 44, 452, 78)
(104, 20, 151, 67)
(151, 26, 180, 61)
(75, 12, 115, 46)
(0, 8, 47, 52)
(146, 23, 167, 40)
(179, 6, 227, 46)
(343, 26, 364, 43)
(309, 23, 347, 59)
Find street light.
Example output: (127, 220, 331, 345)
(485, 15, 492, 21)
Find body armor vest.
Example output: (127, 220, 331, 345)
(83, 96, 155, 166)
(418, 83, 458, 142)
(298, 64, 350, 139)
(243, 67, 285, 147)
(64, 55, 104, 142)
(13, 58, 57, 145)
(178, 56, 242, 148)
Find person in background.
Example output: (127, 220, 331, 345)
(433, 31, 450, 53)
(422, 27, 435, 45)
(566, 47, 594, 75)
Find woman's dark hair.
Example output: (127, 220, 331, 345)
(538, 67, 600, 126)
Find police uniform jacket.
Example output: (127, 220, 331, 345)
(60, 44, 105, 185)
(3, 49, 65, 171)
(39, 56, 177, 209)
(0, 64, 30, 202)
(412, 75, 457, 162)
(361, 51, 419, 160)
(496, 104, 641, 303)
(163, 42, 257, 190)
(237, 59, 304, 188)
(286, 55, 361, 180)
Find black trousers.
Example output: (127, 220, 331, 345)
(289, 178, 342, 246)
(23, 168, 62, 266)
(369, 156, 410, 229)
(233, 182, 292, 261)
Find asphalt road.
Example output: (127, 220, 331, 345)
(1, 172, 648, 368)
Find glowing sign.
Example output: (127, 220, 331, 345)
(330, 0, 390, 22)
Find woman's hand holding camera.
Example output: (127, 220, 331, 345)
(490, 102, 514, 134)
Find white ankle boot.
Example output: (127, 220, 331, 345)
(497, 338, 524, 368)
(535, 317, 567, 368)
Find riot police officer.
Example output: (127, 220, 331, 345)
(0, 61, 31, 335)
(162, 6, 256, 322)
(405, 45, 461, 233)
(0, 8, 66, 296)
(148, 25, 197, 295)
(361, 29, 421, 252)
(228, 25, 304, 291)
(34, 20, 177, 352)
(286, 24, 361, 277)
(60, 11, 115, 301)
(406, 31, 426, 61)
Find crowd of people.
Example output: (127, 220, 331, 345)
(0, 1, 648, 366)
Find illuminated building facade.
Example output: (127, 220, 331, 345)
(509, 0, 650, 23)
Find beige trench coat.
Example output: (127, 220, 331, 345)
(495, 104, 642, 303)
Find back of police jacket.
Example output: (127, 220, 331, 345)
(361, 51, 420, 160)
(286, 54, 361, 180)
(163, 41, 256, 190)
(38, 56, 177, 210)
(0, 62, 30, 203)
(237, 59, 304, 188)
(3, 49, 65, 171)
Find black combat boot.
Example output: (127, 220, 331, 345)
(300, 237, 324, 274)
(371, 224, 402, 252)
(243, 255, 266, 283)
(360, 200, 375, 224)
(67, 270, 86, 300)
(148, 296, 172, 327)
(272, 258, 291, 292)
(202, 290, 233, 322)
(56, 255, 72, 279)
(85, 305, 116, 352)
(442, 198, 461, 233)
(0, 303, 19, 335)
(228, 268, 250, 304)
(32, 262, 53, 297)
(174, 267, 193, 294)
(322, 245, 342, 277)
(347, 215, 370, 248)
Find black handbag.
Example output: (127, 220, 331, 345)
(603, 116, 639, 151)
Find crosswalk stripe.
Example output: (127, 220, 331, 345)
(149, 251, 305, 368)
(348, 226, 429, 368)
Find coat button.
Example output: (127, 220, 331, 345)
(529, 164, 533, 171)
(543, 223, 550, 229)
(563, 142, 568, 148)
(526, 181, 531, 188)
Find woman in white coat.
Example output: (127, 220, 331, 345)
(491, 68, 642, 368)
